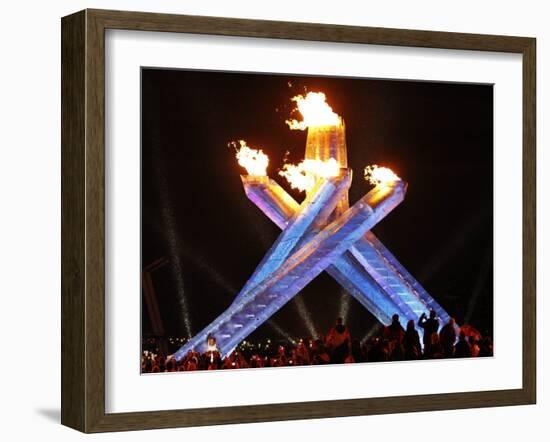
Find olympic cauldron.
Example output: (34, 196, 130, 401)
(173, 93, 450, 359)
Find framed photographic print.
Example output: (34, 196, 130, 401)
(61, 9, 536, 433)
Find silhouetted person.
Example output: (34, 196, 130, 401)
(327, 317, 351, 364)
(439, 318, 457, 357)
(384, 314, 405, 344)
(454, 332, 471, 358)
(418, 310, 440, 351)
(390, 341, 405, 361)
(403, 319, 422, 359)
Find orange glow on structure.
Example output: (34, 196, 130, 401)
(286, 92, 342, 130)
(364, 165, 400, 186)
(234, 140, 269, 176)
(279, 158, 340, 192)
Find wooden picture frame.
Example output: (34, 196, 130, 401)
(61, 8, 536, 433)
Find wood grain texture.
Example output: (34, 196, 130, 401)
(522, 39, 536, 403)
(60, 8, 537, 433)
(61, 10, 86, 431)
(85, 9, 107, 432)
(89, 8, 532, 52)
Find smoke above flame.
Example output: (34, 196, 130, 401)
(234, 140, 269, 176)
(279, 158, 340, 192)
(364, 165, 400, 186)
(286, 92, 342, 130)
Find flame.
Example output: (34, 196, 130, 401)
(279, 158, 340, 192)
(286, 92, 342, 130)
(234, 140, 269, 176)
(364, 165, 400, 186)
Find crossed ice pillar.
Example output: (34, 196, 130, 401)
(174, 176, 408, 359)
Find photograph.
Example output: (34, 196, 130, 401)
(140, 69, 494, 374)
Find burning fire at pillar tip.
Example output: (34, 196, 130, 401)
(279, 158, 340, 192)
(286, 91, 342, 130)
(233, 140, 269, 176)
(364, 165, 401, 186)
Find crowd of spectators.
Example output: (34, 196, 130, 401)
(141, 312, 493, 373)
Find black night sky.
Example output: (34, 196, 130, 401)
(141, 68, 494, 344)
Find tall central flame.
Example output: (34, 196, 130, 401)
(286, 92, 342, 130)
(281, 92, 344, 192)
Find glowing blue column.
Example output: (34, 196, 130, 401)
(361, 231, 451, 325)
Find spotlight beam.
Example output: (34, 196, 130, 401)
(339, 289, 351, 323)
(267, 319, 294, 342)
(153, 154, 194, 339)
(159, 188, 193, 339)
(293, 295, 319, 339)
